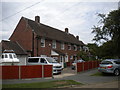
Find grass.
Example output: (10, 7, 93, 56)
(90, 71, 114, 76)
(3, 80, 83, 88)
(90, 72, 104, 76)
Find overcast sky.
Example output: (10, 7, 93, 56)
(0, 0, 119, 44)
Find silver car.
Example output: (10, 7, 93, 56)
(98, 59, 120, 76)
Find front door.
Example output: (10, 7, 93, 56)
(60, 55, 64, 68)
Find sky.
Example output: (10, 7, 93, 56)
(0, 0, 119, 44)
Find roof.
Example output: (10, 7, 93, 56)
(52, 49, 65, 56)
(1, 40, 27, 55)
(24, 17, 85, 46)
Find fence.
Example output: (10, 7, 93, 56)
(1, 65, 53, 80)
(77, 61, 100, 73)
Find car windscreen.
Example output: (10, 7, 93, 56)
(114, 61, 120, 64)
(46, 58, 57, 63)
(101, 61, 113, 64)
(28, 58, 39, 63)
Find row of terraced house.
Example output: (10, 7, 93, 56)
(1, 16, 89, 67)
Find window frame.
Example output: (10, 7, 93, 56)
(41, 38, 45, 47)
(52, 40, 56, 49)
(68, 44, 71, 50)
(74, 45, 77, 51)
(61, 42, 65, 50)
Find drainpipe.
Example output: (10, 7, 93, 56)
(36, 37, 39, 56)
(32, 30, 34, 57)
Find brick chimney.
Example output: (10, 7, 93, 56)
(76, 36, 79, 40)
(65, 28, 69, 33)
(35, 16, 40, 23)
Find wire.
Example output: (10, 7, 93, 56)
(48, 3, 80, 23)
(0, 1, 43, 21)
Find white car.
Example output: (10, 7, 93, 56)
(1, 50, 19, 65)
(71, 59, 85, 70)
(27, 57, 62, 74)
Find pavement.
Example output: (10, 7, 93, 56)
(2, 67, 119, 88)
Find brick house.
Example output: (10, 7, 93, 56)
(9, 16, 85, 67)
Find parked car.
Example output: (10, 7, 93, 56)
(98, 59, 120, 76)
(0, 50, 19, 65)
(71, 59, 85, 70)
(27, 57, 62, 74)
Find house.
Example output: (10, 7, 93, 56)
(1, 40, 28, 65)
(9, 16, 85, 67)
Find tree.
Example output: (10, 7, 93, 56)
(92, 9, 120, 58)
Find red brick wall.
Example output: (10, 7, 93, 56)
(35, 38, 80, 63)
(9, 17, 33, 51)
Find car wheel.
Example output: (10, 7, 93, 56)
(114, 69, 120, 76)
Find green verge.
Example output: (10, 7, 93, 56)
(3, 80, 83, 88)
(90, 72, 103, 76)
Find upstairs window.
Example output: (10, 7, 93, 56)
(61, 42, 65, 50)
(52, 40, 56, 49)
(79, 46, 82, 51)
(74, 45, 77, 51)
(68, 44, 71, 50)
(41, 38, 45, 47)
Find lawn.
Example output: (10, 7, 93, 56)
(3, 80, 83, 88)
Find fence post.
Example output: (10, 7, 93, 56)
(52, 65, 54, 79)
(19, 65, 21, 79)
(42, 65, 44, 78)
(76, 63, 78, 73)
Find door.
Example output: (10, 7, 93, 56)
(60, 55, 64, 68)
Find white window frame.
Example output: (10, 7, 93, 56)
(41, 38, 45, 47)
(74, 45, 77, 51)
(52, 40, 56, 49)
(68, 44, 71, 50)
(61, 42, 65, 50)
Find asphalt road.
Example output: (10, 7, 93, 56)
(2, 68, 119, 86)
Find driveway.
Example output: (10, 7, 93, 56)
(2, 67, 119, 86)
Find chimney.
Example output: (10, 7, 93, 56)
(65, 28, 69, 33)
(35, 16, 40, 23)
(76, 36, 79, 40)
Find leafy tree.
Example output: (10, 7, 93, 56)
(92, 9, 120, 58)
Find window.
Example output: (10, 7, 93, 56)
(2, 55, 4, 59)
(13, 55, 17, 58)
(101, 61, 113, 64)
(74, 45, 77, 51)
(5, 54, 8, 58)
(40, 58, 47, 63)
(52, 40, 56, 49)
(68, 44, 71, 50)
(80, 46, 82, 51)
(114, 61, 120, 64)
(9, 54, 13, 59)
(61, 42, 64, 50)
(41, 38, 45, 47)
(28, 58, 39, 63)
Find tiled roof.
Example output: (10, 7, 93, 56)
(24, 17, 85, 46)
(1, 40, 27, 55)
